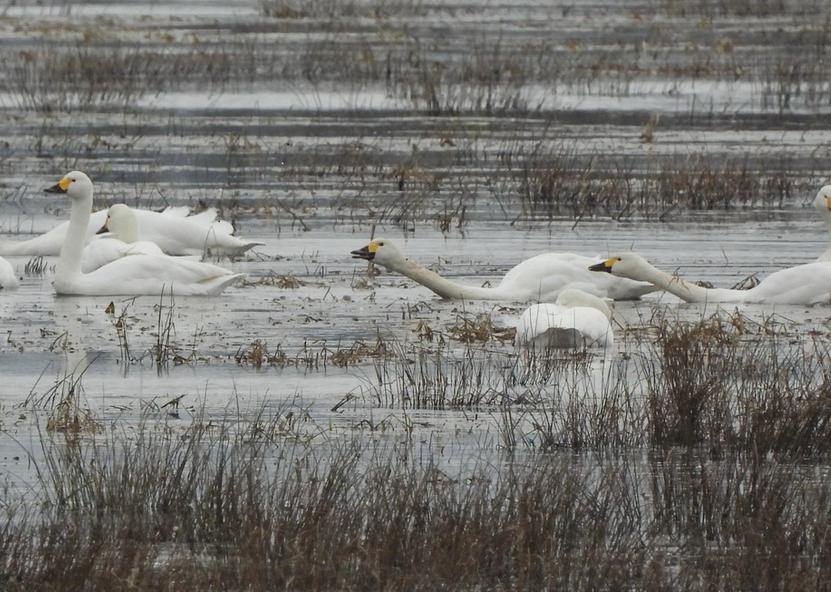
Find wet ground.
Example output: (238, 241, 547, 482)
(0, 0, 830, 491)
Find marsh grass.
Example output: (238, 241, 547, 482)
(234, 337, 388, 370)
(4, 413, 831, 590)
(361, 311, 831, 457)
(504, 144, 805, 221)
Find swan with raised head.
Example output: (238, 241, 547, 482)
(515, 288, 614, 349)
(101, 203, 264, 256)
(44, 171, 244, 296)
(814, 185, 831, 261)
(0, 200, 261, 257)
(81, 205, 165, 272)
(0, 256, 18, 290)
(351, 238, 655, 302)
(589, 253, 831, 305)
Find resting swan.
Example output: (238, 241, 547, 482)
(0, 201, 261, 257)
(351, 238, 655, 302)
(589, 252, 831, 305)
(100, 203, 264, 256)
(515, 288, 614, 349)
(44, 171, 244, 296)
(0, 256, 18, 290)
(81, 205, 165, 272)
(814, 185, 831, 261)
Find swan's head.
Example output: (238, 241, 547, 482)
(588, 253, 649, 280)
(44, 171, 93, 200)
(351, 238, 405, 268)
(555, 287, 612, 319)
(101, 203, 139, 243)
(813, 185, 831, 218)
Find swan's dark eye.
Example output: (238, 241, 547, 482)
(377, 241, 384, 246)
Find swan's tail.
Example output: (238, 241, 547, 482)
(201, 273, 246, 295)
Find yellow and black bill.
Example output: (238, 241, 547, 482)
(44, 177, 71, 194)
(351, 241, 378, 261)
(588, 257, 619, 273)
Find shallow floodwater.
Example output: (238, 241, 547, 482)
(1, 0, 830, 503)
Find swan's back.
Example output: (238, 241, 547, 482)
(0, 210, 109, 257)
(498, 252, 654, 301)
(57, 253, 243, 296)
(132, 209, 257, 255)
(81, 237, 165, 273)
(745, 261, 831, 304)
(515, 302, 614, 349)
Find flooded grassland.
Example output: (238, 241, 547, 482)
(1, 0, 831, 589)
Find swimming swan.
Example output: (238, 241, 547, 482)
(100, 203, 264, 256)
(0, 201, 261, 257)
(351, 238, 655, 302)
(589, 252, 831, 305)
(515, 288, 614, 349)
(44, 171, 244, 296)
(0, 256, 18, 290)
(814, 185, 831, 261)
(81, 205, 165, 272)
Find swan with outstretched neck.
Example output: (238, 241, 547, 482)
(351, 238, 655, 302)
(44, 171, 244, 296)
(589, 252, 831, 305)
(515, 288, 614, 349)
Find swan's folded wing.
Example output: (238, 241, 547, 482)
(161, 206, 192, 218)
(81, 238, 127, 273)
(88, 254, 235, 285)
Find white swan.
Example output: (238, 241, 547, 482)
(0, 201, 261, 257)
(44, 171, 245, 296)
(589, 252, 831, 305)
(515, 288, 614, 349)
(81, 205, 165, 273)
(814, 185, 831, 261)
(0, 256, 18, 290)
(101, 203, 264, 256)
(351, 238, 655, 301)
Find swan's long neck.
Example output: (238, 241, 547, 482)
(389, 258, 504, 300)
(634, 262, 741, 304)
(56, 194, 93, 281)
(820, 208, 831, 261)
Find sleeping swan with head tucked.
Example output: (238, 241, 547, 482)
(515, 288, 614, 349)
(44, 171, 244, 296)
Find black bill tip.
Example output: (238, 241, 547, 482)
(588, 261, 613, 273)
(351, 246, 374, 261)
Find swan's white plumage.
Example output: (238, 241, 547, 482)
(114, 204, 262, 256)
(0, 200, 259, 257)
(515, 288, 614, 349)
(46, 171, 244, 296)
(0, 256, 18, 290)
(81, 237, 165, 273)
(592, 252, 831, 305)
(814, 185, 831, 261)
(351, 238, 655, 302)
